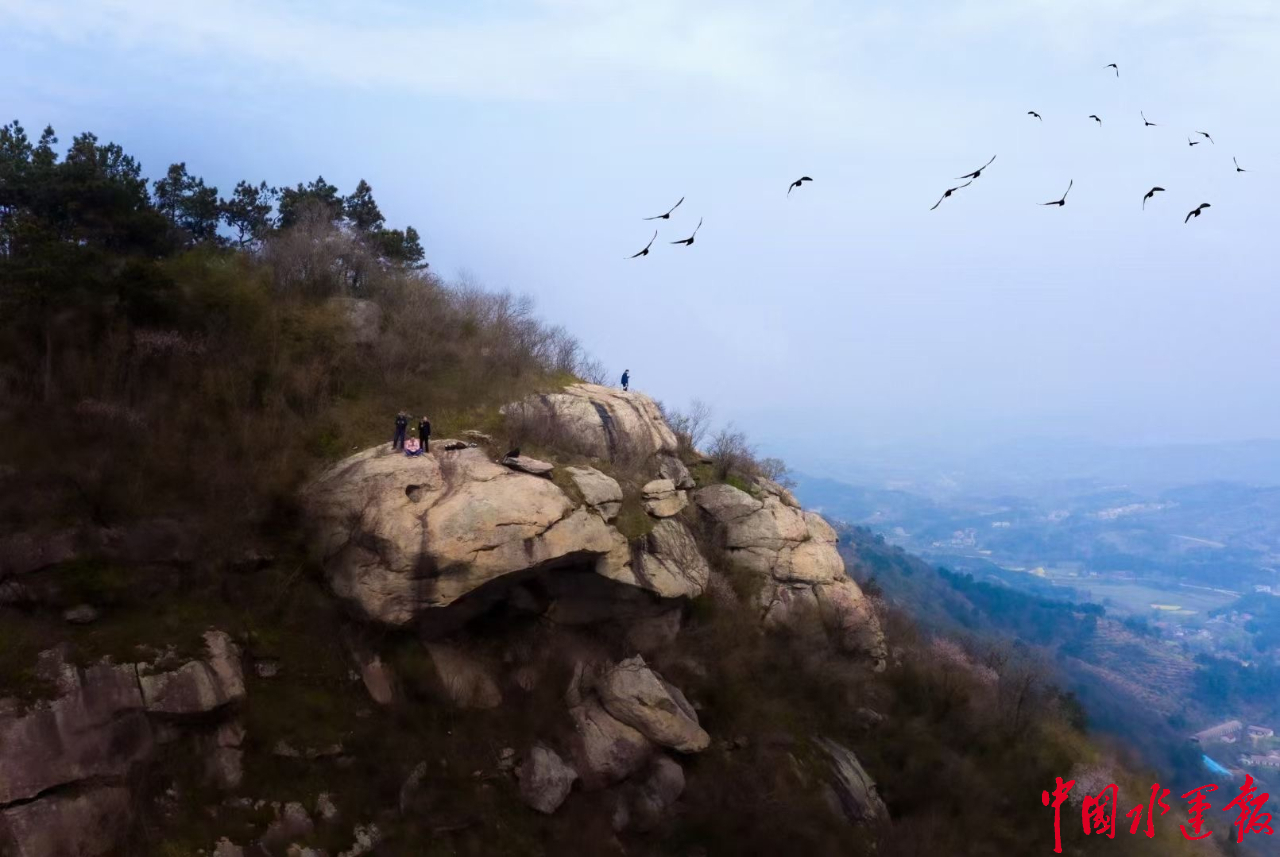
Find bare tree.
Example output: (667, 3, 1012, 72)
(709, 426, 755, 481)
(667, 398, 713, 456)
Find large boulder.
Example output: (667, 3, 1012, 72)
(695, 484, 885, 667)
(596, 656, 709, 753)
(517, 744, 579, 814)
(568, 699, 654, 790)
(642, 479, 688, 518)
(817, 739, 889, 826)
(502, 384, 678, 461)
(596, 520, 710, 600)
(308, 446, 617, 624)
(656, 455, 696, 490)
(565, 466, 624, 521)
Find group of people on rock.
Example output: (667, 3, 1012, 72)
(392, 411, 431, 455)
(389, 370, 632, 457)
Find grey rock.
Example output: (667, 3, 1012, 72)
(501, 454, 554, 476)
(517, 744, 579, 814)
(501, 383, 679, 461)
(596, 656, 709, 753)
(565, 466, 624, 520)
(642, 479, 688, 518)
(62, 603, 99, 624)
(568, 699, 654, 790)
(656, 455, 696, 490)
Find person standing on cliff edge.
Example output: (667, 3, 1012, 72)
(418, 414, 432, 453)
(392, 411, 408, 450)
(621, 369, 630, 392)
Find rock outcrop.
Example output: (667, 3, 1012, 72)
(642, 479, 688, 518)
(0, 785, 133, 857)
(817, 739, 889, 826)
(502, 384, 678, 461)
(309, 446, 617, 624)
(566, 466, 623, 521)
(0, 633, 244, 856)
(596, 520, 710, 600)
(517, 744, 579, 814)
(695, 484, 886, 668)
(139, 630, 246, 715)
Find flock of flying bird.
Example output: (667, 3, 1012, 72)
(931, 62, 1250, 222)
(629, 62, 1252, 256)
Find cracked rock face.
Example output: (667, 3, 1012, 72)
(502, 384, 678, 462)
(0, 634, 244, 856)
(309, 446, 617, 624)
(695, 484, 886, 668)
(817, 738, 890, 825)
(596, 520, 710, 600)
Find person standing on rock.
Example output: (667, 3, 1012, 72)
(418, 415, 432, 453)
(392, 411, 409, 451)
(621, 369, 630, 392)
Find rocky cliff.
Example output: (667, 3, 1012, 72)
(1, 384, 886, 857)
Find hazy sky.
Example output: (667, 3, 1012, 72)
(4, 0, 1278, 472)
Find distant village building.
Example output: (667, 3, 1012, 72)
(1248, 726, 1275, 740)
(1192, 720, 1243, 744)
(1240, 754, 1280, 769)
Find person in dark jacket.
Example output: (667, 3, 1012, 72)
(418, 415, 432, 452)
(621, 369, 630, 392)
(392, 411, 409, 450)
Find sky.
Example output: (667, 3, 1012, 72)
(3, 0, 1279, 474)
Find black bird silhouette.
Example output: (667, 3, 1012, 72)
(1040, 180, 1074, 207)
(1185, 203, 1210, 223)
(1197, 131, 1214, 144)
(787, 176, 813, 196)
(1027, 111, 1042, 121)
(1105, 63, 1119, 77)
(670, 218, 703, 246)
(956, 155, 996, 180)
(1089, 115, 1102, 126)
(504, 447, 520, 460)
(930, 180, 972, 211)
(1141, 111, 1157, 127)
(643, 197, 684, 221)
(1188, 137, 1200, 147)
(1234, 157, 1247, 173)
(1142, 186, 1165, 209)
(627, 231, 657, 259)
